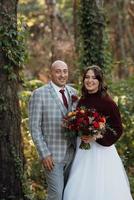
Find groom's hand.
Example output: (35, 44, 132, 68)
(42, 155, 55, 171)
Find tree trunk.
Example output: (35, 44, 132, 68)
(45, 0, 56, 63)
(73, 0, 78, 49)
(0, 1, 24, 199)
(114, 0, 129, 78)
(95, 0, 104, 8)
(78, 0, 105, 69)
(106, 0, 133, 78)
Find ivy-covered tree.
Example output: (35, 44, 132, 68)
(78, 0, 105, 69)
(0, 1, 25, 199)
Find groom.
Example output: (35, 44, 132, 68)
(29, 60, 77, 200)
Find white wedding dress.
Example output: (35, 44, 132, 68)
(63, 137, 133, 200)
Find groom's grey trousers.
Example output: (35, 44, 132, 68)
(44, 145, 75, 200)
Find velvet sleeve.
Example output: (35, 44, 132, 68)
(96, 99, 123, 146)
(76, 98, 84, 108)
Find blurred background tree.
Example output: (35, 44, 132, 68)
(77, 0, 106, 70)
(0, 0, 25, 199)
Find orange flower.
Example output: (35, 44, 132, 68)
(100, 117, 106, 123)
(79, 109, 85, 114)
(68, 111, 76, 117)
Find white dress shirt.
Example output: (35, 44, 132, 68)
(51, 81, 69, 104)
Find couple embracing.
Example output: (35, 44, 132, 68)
(29, 60, 133, 200)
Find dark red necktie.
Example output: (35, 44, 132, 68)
(59, 89, 68, 109)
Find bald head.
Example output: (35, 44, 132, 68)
(51, 60, 68, 70)
(50, 60, 69, 87)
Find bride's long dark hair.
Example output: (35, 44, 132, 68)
(81, 65, 108, 98)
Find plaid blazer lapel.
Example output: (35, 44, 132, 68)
(48, 83, 68, 115)
(66, 86, 74, 111)
(66, 85, 78, 112)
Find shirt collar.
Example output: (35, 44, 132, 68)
(51, 81, 66, 93)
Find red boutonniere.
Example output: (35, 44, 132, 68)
(71, 95, 78, 103)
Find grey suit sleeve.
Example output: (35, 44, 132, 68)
(29, 90, 51, 159)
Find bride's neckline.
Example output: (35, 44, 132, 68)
(87, 91, 101, 97)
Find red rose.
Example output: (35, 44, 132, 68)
(77, 118, 84, 124)
(83, 119, 89, 125)
(71, 95, 78, 103)
(68, 125, 72, 130)
(93, 112, 99, 118)
(93, 121, 100, 128)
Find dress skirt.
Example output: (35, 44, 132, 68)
(63, 137, 133, 200)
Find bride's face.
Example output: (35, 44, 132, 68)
(84, 70, 99, 94)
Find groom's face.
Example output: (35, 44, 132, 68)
(51, 61, 69, 87)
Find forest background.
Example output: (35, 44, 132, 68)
(0, 0, 134, 200)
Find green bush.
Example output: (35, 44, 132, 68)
(109, 77, 134, 196)
(20, 80, 47, 200)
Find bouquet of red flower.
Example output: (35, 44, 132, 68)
(63, 107, 113, 150)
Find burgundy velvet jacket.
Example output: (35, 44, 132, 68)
(77, 92, 123, 146)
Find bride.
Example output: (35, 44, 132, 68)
(63, 65, 133, 200)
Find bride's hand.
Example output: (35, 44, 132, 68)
(81, 135, 95, 143)
(94, 133, 103, 140)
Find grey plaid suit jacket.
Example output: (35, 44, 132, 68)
(29, 82, 77, 162)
